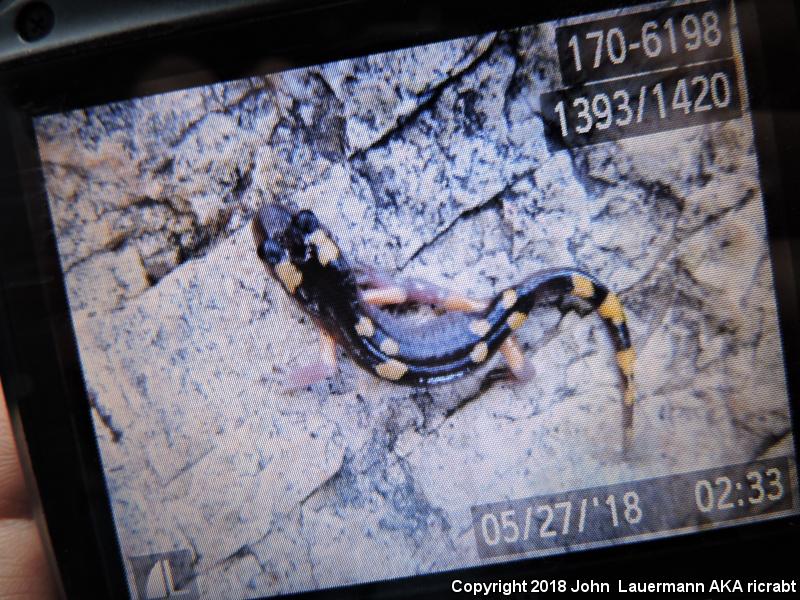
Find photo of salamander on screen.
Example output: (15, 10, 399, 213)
(252, 203, 636, 449)
(32, 15, 791, 596)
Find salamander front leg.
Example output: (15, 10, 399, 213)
(286, 329, 339, 390)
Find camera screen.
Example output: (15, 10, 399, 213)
(30, 0, 798, 598)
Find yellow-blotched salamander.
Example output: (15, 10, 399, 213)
(253, 203, 636, 447)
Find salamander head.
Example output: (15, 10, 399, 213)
(252, 202, 324, 260)
(252, 203, 342, 300)
(252, 204, 307, 293)
(253, 204, 292, 263)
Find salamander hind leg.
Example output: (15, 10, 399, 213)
(568, 273, 636, 455)
(499, 337, 536, 382)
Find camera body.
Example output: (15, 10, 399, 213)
(1, 1, 799, 598)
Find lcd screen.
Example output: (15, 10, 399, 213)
(29, 0, 799, 598)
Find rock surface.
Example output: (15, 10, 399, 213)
(35, 12, 793, 600)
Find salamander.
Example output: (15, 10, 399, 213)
(253, 203, 637, 448)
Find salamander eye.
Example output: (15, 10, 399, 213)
(295, 210, 319, 234)
(258, 239, 285, 265)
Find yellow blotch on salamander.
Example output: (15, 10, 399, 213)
(375, 359, 408, 381)
(624, 383, 637, 407)
(501, 289, 518, 309)
(380, 338, 400, 356)
(470, 341, 488, 363)
(355, 315, 375, 337)
(598, 292, 625, 326)
(507, 311, 527, 330)
(616, 347, 635, 377)
(309, 229, 340, 266)
(275, 259, 303, 294)
(469, 319, 491, 337)
(571, 274, 595, 300)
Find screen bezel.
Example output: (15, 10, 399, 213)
(1, 0, 799, 597)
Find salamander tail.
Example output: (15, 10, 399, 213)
(568, 273, 636, 456)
